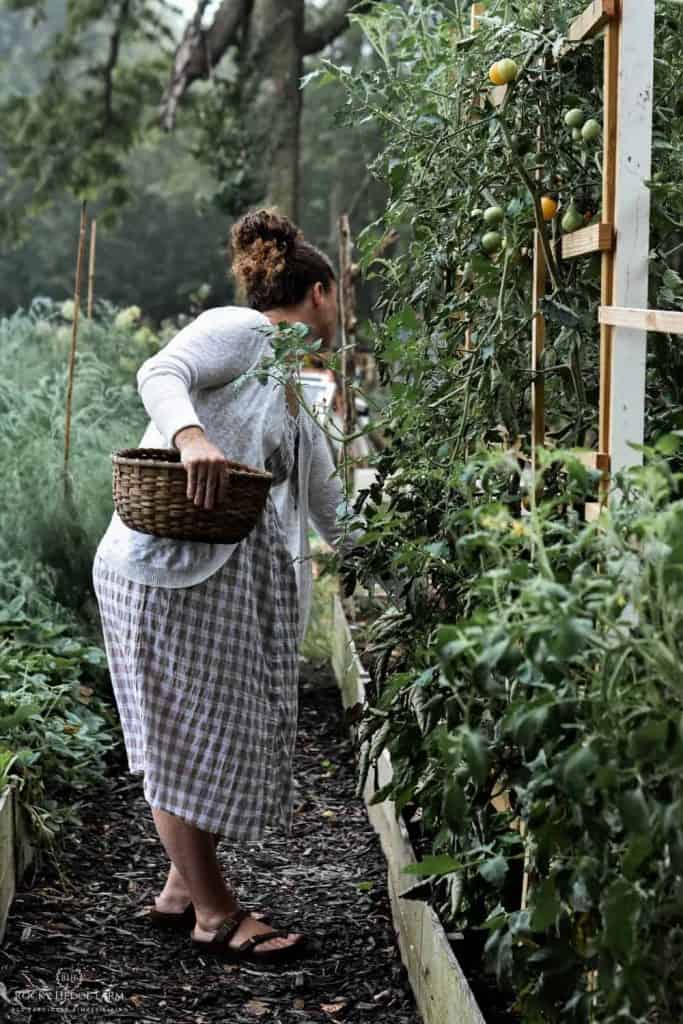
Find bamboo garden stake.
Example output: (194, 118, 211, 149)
(337, 212, 358, 497)
(63, 201, 88, 493)
(87, 218, 97, 318)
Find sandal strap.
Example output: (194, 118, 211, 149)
(211, 907, 250, 945)
(235, 928, 288, 952)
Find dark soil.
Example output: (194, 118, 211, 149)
(0, 660, 423, 1024)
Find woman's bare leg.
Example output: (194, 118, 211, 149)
(151, 808, 303, 952)
(153, 831, 221, 912)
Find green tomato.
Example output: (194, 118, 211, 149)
(581, 118, 601, 143)
(481, 231, 502, 254)
(561, 202, 584, 234)
(496, 58, 518, 84)
(483, 205, 505, 226)
(564, 108, 585, 129)
(510, 133, 532, 156)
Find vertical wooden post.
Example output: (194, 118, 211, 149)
(466, 2, 486, 355)
(338, 213, 358, 434)
(63, 202, 88, 488)
(338, 213, 357, 494)
(531, 231, 546, 465)
(470, 3, 485, 31)
(87, 219, 97, 319)
(531, 103, 547, 476)
(605, 0, 655, 475)
(598, 10, 619, 478)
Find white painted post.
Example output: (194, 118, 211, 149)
(608, 0, 655, 474)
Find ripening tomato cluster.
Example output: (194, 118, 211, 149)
(476, 61, 603, 253)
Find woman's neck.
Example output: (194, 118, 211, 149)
(262, 306, 307, 326)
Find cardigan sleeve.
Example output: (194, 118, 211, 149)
(136, 308, 268, 449)
(307, 419, 364, 555)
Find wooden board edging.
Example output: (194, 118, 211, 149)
(0, 787, 16, 946)
(0, 778, 36, 947)
(330, 592, 487, 1024)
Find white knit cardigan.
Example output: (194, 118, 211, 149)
(94, 305, 358, 645)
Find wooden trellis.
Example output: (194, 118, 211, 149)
(468, 0, 659, 918)
(471, 0, 657, 512)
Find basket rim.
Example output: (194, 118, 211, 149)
(111, 449, 273, 481)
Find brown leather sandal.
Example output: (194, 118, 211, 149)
(190, 906, 308, 963)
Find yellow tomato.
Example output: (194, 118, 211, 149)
(489, 59, 518, 85)
(489, 62, 506, 86)
(540, 196, 558, 221)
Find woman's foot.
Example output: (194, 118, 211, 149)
(192, 909, 304, 955)
(152, 879, 192, 914)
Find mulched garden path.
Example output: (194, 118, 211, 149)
(0, 659, 423, 1024)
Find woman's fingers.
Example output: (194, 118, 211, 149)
(203, 465, 220, 510)
(186, 460, 196, 500)
(216, 469, 229, 507)
(190, 460, 227, 509)
(182, 443, 229, 509)
(191, 463, 206, 506)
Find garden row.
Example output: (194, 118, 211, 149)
(0, 303, 186, 937)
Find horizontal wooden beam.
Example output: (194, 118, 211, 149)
(568, 0, 618, 43)
(572, 450, 611, 472)
(584, 502, 605, 522)
(489, 85, 508, 108)
(561, 222, 614, 259)
(599, 305, 683, 335)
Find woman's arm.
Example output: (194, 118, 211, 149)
(307, 419, 364, 554)
(137, 308, 268, 449)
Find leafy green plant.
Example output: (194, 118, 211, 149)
(0, 300, 164, 610)
(0, 581, 120, 871)
(350, 448, 683, 1020)
(300, 556, 339, 663)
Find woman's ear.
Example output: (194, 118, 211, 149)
(310, 280, 326, 306)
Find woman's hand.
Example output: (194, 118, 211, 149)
(173, 426, 230, 510)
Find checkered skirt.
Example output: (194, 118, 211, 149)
(92, 423, 300, 843)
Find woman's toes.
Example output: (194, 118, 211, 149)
(254, 931, 303, 954)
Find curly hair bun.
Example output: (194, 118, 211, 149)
(229, 205, 334, 311)
(231, 207, 302, 259)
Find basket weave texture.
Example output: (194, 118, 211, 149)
(112, 448, 273, 544)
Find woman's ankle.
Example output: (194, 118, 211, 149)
(193, 895, 241, 930)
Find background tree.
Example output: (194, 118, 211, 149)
(0, 0, 389, 320)
(164, 0, 376, 219)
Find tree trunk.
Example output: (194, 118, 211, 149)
(243, 0, 304, 220)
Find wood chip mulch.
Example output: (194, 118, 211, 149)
(0, 659, 423, 1024)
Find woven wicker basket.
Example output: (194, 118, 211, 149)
(111, 448, 273, 544)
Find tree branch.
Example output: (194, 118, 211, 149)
(103, 0, 131, 134)
(159, 0, 251, 131)
(301, 0, 374, 56)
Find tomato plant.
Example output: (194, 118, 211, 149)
(325, 1, 683, 1019)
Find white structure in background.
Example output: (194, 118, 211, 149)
(298, 369, 342, 460)
(605, 0, 655, 474)
(298, 368, 379, 500)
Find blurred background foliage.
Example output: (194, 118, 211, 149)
(0, 0, 389, 323)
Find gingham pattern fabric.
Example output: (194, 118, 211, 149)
(92, 418, 301, 843)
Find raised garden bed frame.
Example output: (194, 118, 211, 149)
(330, 589, 487, 1024)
